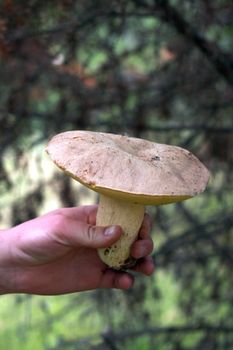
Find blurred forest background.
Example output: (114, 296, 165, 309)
(0, 0, 233, 349)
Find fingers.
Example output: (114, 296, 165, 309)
(131, 256, 155, 276)
(129, 212, 155, 276)
(100, 269, 135, 290)
(139, 212, 153, 239)
(51, 205, 98, 225)
(99, 256, 154, 290)
(130, 212, 154, 259)
(130, 237, 154, 260)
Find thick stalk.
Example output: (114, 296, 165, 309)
(96, 194, 145, 269)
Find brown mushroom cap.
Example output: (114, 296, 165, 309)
(46, 130, 210, 205)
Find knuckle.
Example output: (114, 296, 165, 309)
(86, 225, 96, 242)
(86, 225, 93, 241)
(52, 211, 67, 233)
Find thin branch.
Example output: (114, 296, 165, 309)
(102, 333, 121, 350)
(1, 110, 232, 134)
(102, 324, 233, 342)
(158, 0, 233, 86)
(133, 0, 233, 86)
(5, 10, 155, 43)
(6, 12, 101, 42)
(48, 324, 233, 350)
(154, 212, 233, 267)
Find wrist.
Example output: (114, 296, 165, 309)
(0, 267, 16, 294)
(0, 229, 23, 294)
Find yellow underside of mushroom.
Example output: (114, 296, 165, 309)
(90, 185, 191, 205)
(61, 167, 191, 205)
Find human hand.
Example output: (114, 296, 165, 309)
(0, 206, 154, 295)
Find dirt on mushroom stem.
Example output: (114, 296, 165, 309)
(96, 194, 145, 270)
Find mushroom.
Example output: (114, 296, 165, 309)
(46, 130, 210, 269)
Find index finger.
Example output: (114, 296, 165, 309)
(55, 205, 98, 225)
(138, 213, 153, 239)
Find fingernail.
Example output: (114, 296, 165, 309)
(104, 226, 117, 236)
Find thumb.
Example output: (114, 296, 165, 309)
(81, 224, 123, 248)
(60, 218, 123, 249)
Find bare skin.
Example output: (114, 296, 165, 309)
(0, 205, 154, 295)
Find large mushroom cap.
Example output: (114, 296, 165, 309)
(46, 130, 210, 205)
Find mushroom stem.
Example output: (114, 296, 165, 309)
(96, 194, 145, 269)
